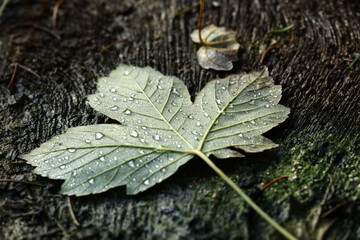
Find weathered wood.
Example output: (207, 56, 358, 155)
(0, 0, 359, 239)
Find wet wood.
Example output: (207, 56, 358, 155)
(0, 0, 359, 239)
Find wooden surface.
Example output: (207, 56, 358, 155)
(0, 0, 359, 239)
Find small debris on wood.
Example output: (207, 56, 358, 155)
(260, 45, 279, 63)
(67, 196, 81, 227)
(261, 176, 289, 191)
(52, 0, 64, 28)
(269, 24, 294, 33)
(0, 179, 42, 186)
(349, 54, 360, 68)
(8, 63, 42, 89)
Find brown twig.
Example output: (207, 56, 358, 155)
(260, 45, 279, 63)
(321, 200, 347, 217)
(100, 38, 128, 53)
(261, 176, 289, 191)
(318, 218, 338, 240)
(0, 179, 43, 186)
(67, 196, 81, 226)
(174, 3, 200, 17)
(54, 218, 70, 236)
(10, 160, 27, 164)
(10, 22, 61, 40)
(198, 0, 206, 46)
(8, 63, 18, 88)
(52, 0, 64, 28)
(8, 63, 42, 88)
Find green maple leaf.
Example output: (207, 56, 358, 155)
(22, 65, 289, 196)
(22, 65, 297, 239)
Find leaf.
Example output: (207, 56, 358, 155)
(190, 24, 240, 71)
(22, 65, 289, 196)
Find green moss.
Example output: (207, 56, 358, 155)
(259, 132, 360, 239)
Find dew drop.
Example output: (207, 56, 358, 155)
(113, 97, 118, 101)
(204, 113, 209, 117)
(45, 160, 49, 163)
(157, 85, 162, 89)
(100, 156, 105, 161)
(130, 130, 138, 137)
(162, 168, 166, 172)
(64, 156, 69, 160)
(124, 109, 131, 115)
(110, 106, 118, 111)
(238, 133, 243, 137)
(93, 97, 99, 102)
(124, 71, 129, 76)
(188, 115, 194, 119)
(114, 156, 118, 161)
(265, 104, 270, 108)
(128, 161, 135, 167)
(140, 138, 145, 143)
(95, 132, 104, 140)
(155, 165, 159, 168)
(67, 148, 76, 153)
(85, 139, 91, 144)
(139, 150, 144, 154)
(144, 179, 150, 185)
(99, 93, 104, 98)
(129, 97, 134, 101)
(191, 131, 198, 135)
(153, 134, 160, 141)
(196, 122, 201, 126)
(141, 126, 147, 130)
(60, 165, 65, 169)
(110, 88, 116, 93)
(88, 178, 94, 184)
(220, 85, 226, 90)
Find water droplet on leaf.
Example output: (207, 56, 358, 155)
(95, 132, 104, 140)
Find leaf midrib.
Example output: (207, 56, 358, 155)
(130, 70, 196, 153)
(197, 70, 265, 151)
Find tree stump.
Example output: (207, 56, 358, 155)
(0, 0, 359, 239)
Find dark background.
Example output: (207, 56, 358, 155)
(0, 0, 359, 239)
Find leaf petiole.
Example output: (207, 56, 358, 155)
(194, 150, 298, 240)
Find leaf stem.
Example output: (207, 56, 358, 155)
(194, 150, 297, 240)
